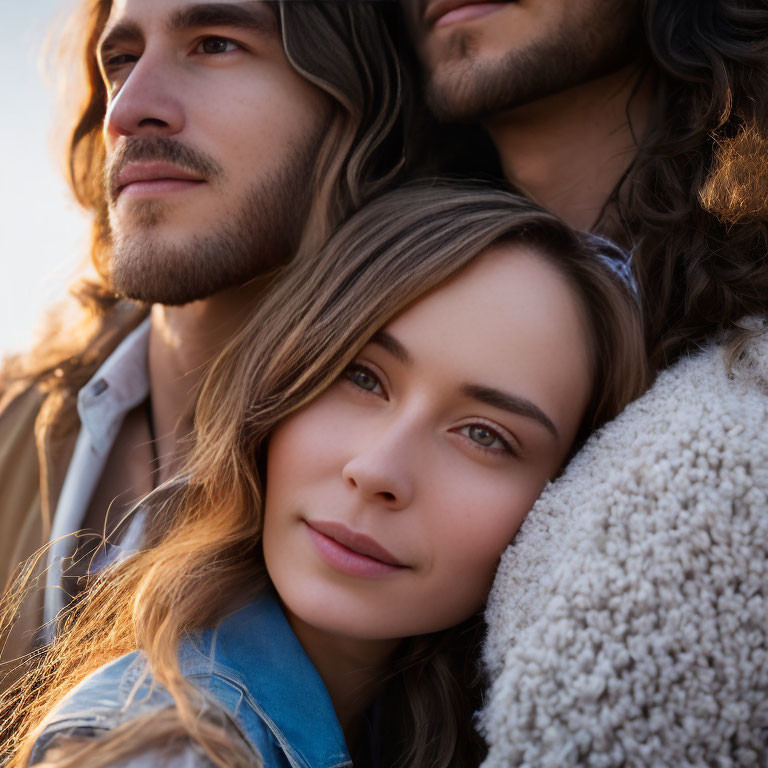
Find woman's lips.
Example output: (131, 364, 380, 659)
(305, 520, 406, 578)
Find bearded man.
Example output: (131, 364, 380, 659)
(408, 1, 768, 764)
(0, 0, 411, 668)
(410, 0, 768, 363)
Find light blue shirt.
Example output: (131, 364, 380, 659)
(43, 317, 151, 636)
(30, 592, 353, 768)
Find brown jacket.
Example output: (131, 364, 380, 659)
(0, 383, 79, 669)
(0, 302, 148, 671)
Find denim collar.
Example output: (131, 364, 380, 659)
(181, 591, 351, 768)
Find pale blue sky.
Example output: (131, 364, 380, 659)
(1, 0, 90, 358)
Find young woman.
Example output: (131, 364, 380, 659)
(6, 184, 648, 768)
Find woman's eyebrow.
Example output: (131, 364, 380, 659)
(462, 384, 559, 438)
(370, 331, 411, 365)
(168, 2, 277, 35)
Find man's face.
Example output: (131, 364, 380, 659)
(407, 0, 642, 122)
(98, 0, 330, 305)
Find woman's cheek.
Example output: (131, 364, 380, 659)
(416, 480, 532, 626)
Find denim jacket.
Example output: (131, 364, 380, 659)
(30, 593, 352, 768)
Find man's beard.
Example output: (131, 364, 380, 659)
(105, 137, 317, 306)
(423, 1, 642, 123)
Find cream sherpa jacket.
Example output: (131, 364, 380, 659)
(480, 321, 768, 767)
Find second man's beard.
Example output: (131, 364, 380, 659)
(107, 141, 317, 307)
(423, 2, 641, 123)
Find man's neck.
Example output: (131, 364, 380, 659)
(485, 66, 652, 232)
(147, 277, 271, 482)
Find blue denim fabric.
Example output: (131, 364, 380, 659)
(30, 593, 352, 768)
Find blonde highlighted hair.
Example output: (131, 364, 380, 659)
(3, 183, 649, 768)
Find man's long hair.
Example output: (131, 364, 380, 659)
(1, 0, 413, 401)
(609, 0, 768, 367)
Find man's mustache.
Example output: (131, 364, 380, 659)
(104, 137, 223, 204)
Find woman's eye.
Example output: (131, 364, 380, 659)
(458, 424, 516, 456)
(196, 37, 241, 55)
(468, 425, 498, 447)
(344, 365, 383, 395)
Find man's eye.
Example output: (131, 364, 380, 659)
(196, 37, 241, 55)
(101, 53, 139, 80)
(100, 53, 139, 92)
(105, 53, 138, 68)
(344, 365, 383, 394)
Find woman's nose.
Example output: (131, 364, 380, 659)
(341, 426, 415, 510)
(104, 54, 186, 140)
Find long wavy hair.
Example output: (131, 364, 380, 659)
(605, 0, 768, 367)
(2, 183, 649, 768)
(1, 0, 414, 401)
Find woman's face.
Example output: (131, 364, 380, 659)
(263, 243, 593, 641)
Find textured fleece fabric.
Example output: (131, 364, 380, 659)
(480, 320, 768, 768)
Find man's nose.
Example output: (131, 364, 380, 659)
(104, 54, 185, 140)
(341, 422, 416, 510)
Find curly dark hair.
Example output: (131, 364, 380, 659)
(609, 0, 768, 367)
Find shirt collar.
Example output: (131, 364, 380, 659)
(77, 317, 151, 454)
(184, 591, 351, 768)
